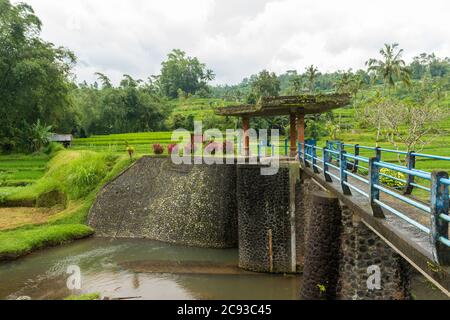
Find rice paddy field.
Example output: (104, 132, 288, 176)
(0, 154, 50, 201)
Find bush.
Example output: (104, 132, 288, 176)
(43, 142, 64, 155)
(152, 144, 164, 154)
(167, 144, 178, 155)
(380, 168, 406, 189)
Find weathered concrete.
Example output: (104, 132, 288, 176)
(88, 157, 238, 248)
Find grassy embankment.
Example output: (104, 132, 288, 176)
(0, 149, 134, 260)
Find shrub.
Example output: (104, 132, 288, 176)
(126, 145, 135, 159)
(43, 142, 64, 155)
(380, 168, 406, 189)
(167, 144, 178, 155)
(152, 144, 164, 154)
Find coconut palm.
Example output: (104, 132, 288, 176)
(305, 65, 319, 92)
(366, 43, 411, 90)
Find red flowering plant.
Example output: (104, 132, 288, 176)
(152, 144, 164, 155)
(167, 144, 178, 155)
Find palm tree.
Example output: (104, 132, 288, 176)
(335, 70, 353, 93)
(305, 65, 319, 92)
(366, 43, 411, 90)
(289, 75, 303, 94)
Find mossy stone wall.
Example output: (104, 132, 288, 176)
(88, 157, 238, 248)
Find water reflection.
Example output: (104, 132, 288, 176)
(0, 238, 300, 300)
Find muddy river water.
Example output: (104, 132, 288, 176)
(0, 238, 446, 300)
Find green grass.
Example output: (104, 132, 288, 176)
(64, 292, 101, 300)
(0, 154, 49, 187)
(0, 224, 94, 259)
(0, 149, 134, 259)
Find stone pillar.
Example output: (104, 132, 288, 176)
(336, 205, 412, 300)
(297, 113, 305, 157)
(289, 113, 297, 157)
(242, 116, 250, 157)
(300, 191, 341, 300)
(237, 164, 293, 273)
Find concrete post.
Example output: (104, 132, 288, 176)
(290, 113, 297, 157)
(242, 116, 250, 157)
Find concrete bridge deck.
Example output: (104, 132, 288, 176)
(300, 162, 450, 296)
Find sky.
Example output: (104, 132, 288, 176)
(21, 0, 450, 86)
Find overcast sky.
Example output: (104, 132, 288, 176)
(22, 0, 450, 85)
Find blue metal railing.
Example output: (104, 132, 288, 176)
(298, 140, 450, 264)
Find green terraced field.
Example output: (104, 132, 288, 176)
(0, 154, 49, 187)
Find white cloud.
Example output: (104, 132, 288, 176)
(21, 0, 450, 85)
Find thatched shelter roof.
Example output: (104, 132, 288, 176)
(215, 93, 351, 117)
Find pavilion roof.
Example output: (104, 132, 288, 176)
(215, 93, 351, 117)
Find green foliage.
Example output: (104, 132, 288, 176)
(159, 49, 214, 98)
(366, 43, 411, 89)
(43, 142, 64, 156)
(27, 119, 53, 152)
(0, 0, 76, 152)
(0, 224, 93, 258)
(380, 168, 406, 189)
(6, 151, 116, 202)
(305, 65, 319, 92)
(249, 70, 280, 101)
(64, 293, 101, 300)
(72, 75, 169, 136)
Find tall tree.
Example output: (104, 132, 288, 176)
(0, 0, 76, 151)
(305, 65, 319, 92)
(366, 43, 411, 90)
(250, 70, 280, 100)
(159, 49, 215, 98)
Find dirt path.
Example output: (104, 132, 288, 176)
(0, 207, 60, 231)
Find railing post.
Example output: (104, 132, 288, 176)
(353, 144, 360, 173)
(257, 143, 261, 158)
(312, 140, 319, 173)
(323, 147, 332, 182)
(404, 151, 416, 195)
(375, 146, 381, 161)
(304, 139, 310, 168)
(285, 139, 289, 156)
(340, 150, 351, 195)
(430, 171, 450, 265)
(369, 156, 385, 218)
